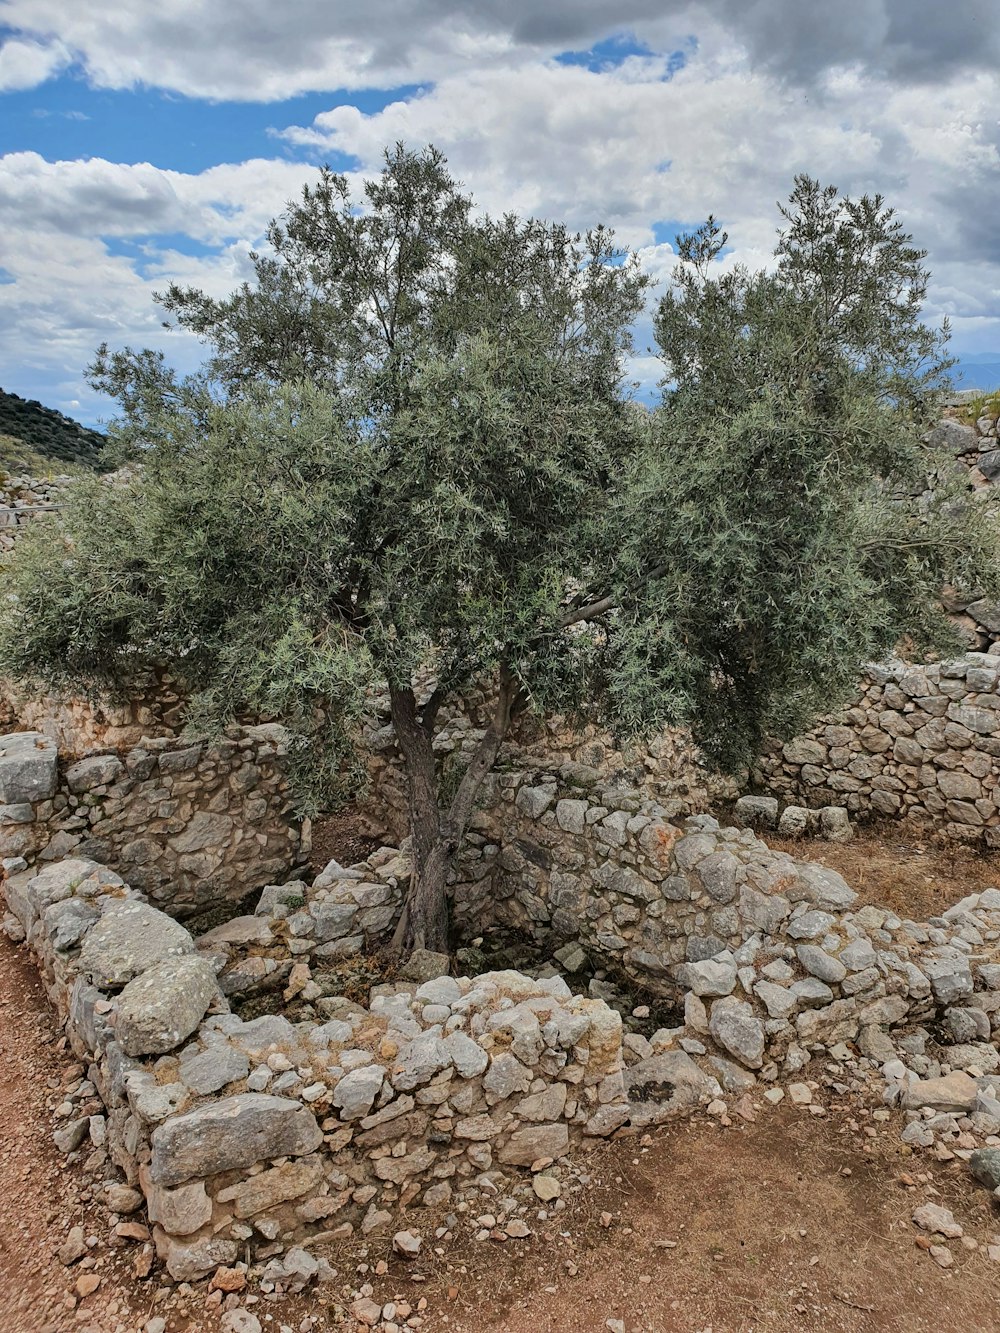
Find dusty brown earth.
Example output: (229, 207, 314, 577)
(4, 827, 1000, 1333)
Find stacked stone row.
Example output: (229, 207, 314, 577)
(753, 655, 1000, 844)
(2, 855, 630, 1283)
(0, 725, 304, 914)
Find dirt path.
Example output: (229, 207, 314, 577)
(3, 928, 1000, 1333)
(0, 936, 116, 1333)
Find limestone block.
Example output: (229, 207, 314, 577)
(150, 1094, 323, 1187)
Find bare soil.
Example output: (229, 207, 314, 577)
(310, 810, 386, 877)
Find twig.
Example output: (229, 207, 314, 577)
(835, 1293, 876, 1313)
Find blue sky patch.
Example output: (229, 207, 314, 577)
(4, 73, 420, 173)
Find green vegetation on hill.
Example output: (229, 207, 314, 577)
(0, 389, 105, 470)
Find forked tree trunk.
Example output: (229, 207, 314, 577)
(388, 666, 522, 957)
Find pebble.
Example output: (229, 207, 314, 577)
(913, 1203, 963, 1239)
(392, 1230, 422, 1257)
(929, 1244, 954, 1269)
(533, 1175, 561, 1202)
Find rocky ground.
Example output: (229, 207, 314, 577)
(4, 928, 1000, 1333)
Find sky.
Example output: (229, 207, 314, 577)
(1, 0, 999, 426)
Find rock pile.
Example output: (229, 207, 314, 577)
(0, 470, 73, 553)
(2, 855, 635, 1282)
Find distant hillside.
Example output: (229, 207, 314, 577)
(0, 389, 106, 470)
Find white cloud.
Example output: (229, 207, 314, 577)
(1, 0, 997, 101)
(0, 36, 68, 91)
(1, 9, 999, 417)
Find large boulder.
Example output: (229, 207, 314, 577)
(0, 732, 58, 805)
(115, 956, 220, 1056)
(79, 900, 194, 988)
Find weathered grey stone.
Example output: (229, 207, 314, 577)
(555, 799, 587, 835)
(788, 864, 856, 911)
(708, 996, 765, 1069)
(795, 943, 847, 984)
(42, 896, 99, 951)
(733, 796, 778, 829)
(179, 1046, 250, 1095)
(923, 953, 974, 1004)
(695, 850, 739, 904)
(754, 980, 798, 1019)
(115, 956, 219, 1057)
(168, 810, 234, 854)
(150, 1094, 323, 1187)
(515, 1083, 567, 1122)
(65, 754, 125, 793)
(497, 1122, 569, 1165)
(144, 1175, 212, 1236)
(443, 1030, 488, 1078)
(787, 911, 836, 940)
(676, 954, 737, 997)
(391, 1034, 452, 1090)
(791, 976, 835, 1006)
(483, 1052, 532, 1103)
(153, 1227, 238, 1281)
(738, 886, 790, 935)
(398, 949, 450, 983)
(515, 785, 555, 819)
(901, 1071, 978, 1113)
(332, 1065, 385, 1120)
(197, 915, 275, 948)
(970, 1147, 1000, 1190)
(217, 1158, 324, 1218)
(777, 806, 810, 837)
(926, 418, 977, 455)
(783, 738, 826, 766)
(79, 901, 194, 988)
(0, 732, 58, 804)
(819, 806, 852, 842)
(625, 1051, 718, 1126)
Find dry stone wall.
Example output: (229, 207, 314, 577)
(2, 856, 631, 1281)
(0, 674, 183, 751)
(753, 655, 1000, 845)
(9, 810, 1000, 1278)
(0, 470, 74, 554)
(0, 726, 305, 915)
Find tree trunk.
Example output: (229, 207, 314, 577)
(388, 665, 523, 957)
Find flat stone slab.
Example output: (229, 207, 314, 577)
(79, 900, 195, 988)
(0, 731, 58, 805)
(150, 1093, 323, 1187)
(115, 955, 220, 1056)
(179, 1046, 251, 1096)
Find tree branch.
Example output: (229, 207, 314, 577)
(560, 562, 670, 627)
(445, 660, 523, 847)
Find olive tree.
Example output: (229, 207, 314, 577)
(2, 152, 995, 954)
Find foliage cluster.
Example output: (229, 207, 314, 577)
(2, 147, 998, 946)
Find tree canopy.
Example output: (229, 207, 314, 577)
(1, 147, 996, 952)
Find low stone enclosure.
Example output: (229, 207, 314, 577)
(9, 772, 1000, 1282)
